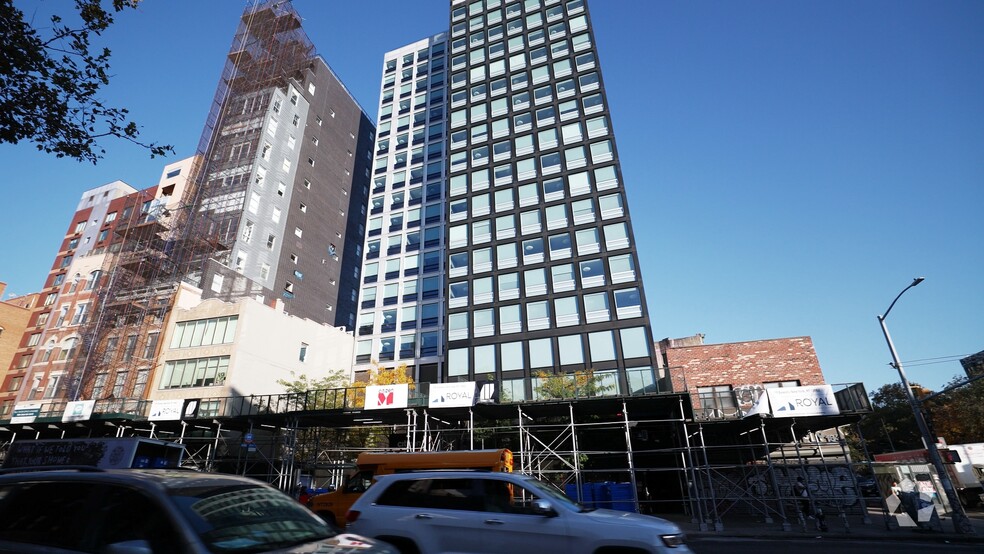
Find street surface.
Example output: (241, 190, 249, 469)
(690, 537, 980, 553)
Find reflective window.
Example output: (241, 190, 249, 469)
(475, 344, 496, 374)
(474, 307, 495, 336)
(527, 300, 550, 330)
(497, 242, 518, 267)
(558, 334, 584, 365)
(554, 296, 579, 327)
(499, 304, 522, 333)
(524, 267, 547, 295)
(523, 237, 544, 257)
(614, 287, 642, 318)
(529, 337, 553, 368)
(502, 378, 526, 402)
(449, 312, 470, 338)
(450, 252, 469, 273)
(627, 366, 656, 395)
(588, 330, 616, 362)
(579, 258, 605, 287)
(621, 327, 651, 359)
(449, 347, 470, 376)
(501, 341, 525, 372)
(498, 272, 520, 298)
(421, 331, 440, 356)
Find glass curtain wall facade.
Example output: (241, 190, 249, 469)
(356, 0, 663, 398)
(444, 0, 660, 400)
(355, 35, 449, 383)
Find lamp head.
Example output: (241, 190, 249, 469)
(911, 277, 925, 287)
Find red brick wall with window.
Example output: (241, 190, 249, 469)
(666, 336, 826, 410)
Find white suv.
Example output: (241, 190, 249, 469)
(346, 471, 692, 554)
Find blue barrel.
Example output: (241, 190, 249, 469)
(591, 482, 611, 509)
(565, 483, 580, 504)
(566, 483, 601, 507)
(608, 482, 636, 512)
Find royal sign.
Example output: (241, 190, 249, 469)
(766, 385, 841, 418)
(148, 399, 185, 421)
(428, 381, 477, 408)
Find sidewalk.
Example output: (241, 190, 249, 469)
(659, 507, 984, 544)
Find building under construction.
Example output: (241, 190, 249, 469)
(17, 0, 375, 414)
(0, 0, 891, 533)
(0, 379, 877, 532)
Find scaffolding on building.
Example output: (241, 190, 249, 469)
(0, 380, 877, 532)
(60, 0, 322, 408)
(154, 385, 875, 531)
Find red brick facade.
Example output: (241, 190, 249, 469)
(662, 336, 826, 414)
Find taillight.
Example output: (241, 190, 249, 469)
(345, 510, 361, 524)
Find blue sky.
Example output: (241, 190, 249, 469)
(1, 1, 981, 394)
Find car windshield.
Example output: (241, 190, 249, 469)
(520, 476, 593, 512)
(169, 483, 335, 553)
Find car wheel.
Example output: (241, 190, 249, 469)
(378, 536, 420, 554)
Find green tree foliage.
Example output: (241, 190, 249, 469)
(854, 382, 930, 454)
(277, 370, 349, 394)
(923, 376, 984, 445)
(276, 370, 349, 410)
(0, 0, 173, 163)
(532, 369, 614, 400)
(279, 363, 417, 460)
(851, 377, 984, 458)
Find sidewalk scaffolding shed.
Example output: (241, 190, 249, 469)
(680, 413, 872, 532)
(1, 437, 186, 470)
(0, 382, 873, 531)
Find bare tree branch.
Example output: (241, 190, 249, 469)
(0, 0, 173, 164)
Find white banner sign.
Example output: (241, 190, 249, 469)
(767, 385, 840, 418)
(429, 382, 477, 408)
(364, 384, 409, 410)
(62, 400, 96, 423)
(10, 401, 43, 424)
(148, 399, 185, 421)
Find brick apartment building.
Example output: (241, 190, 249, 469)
(0, 284, 40, 406)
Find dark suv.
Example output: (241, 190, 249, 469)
(0, 468, 395, 554)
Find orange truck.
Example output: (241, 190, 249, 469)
(307, 449, 513, 527)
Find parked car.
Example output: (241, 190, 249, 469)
(346, 471, 692, 554)
(0, 467, 396, 554)
(857, 476, 881, 498)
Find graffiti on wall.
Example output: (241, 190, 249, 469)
(733, 384, 766, 413)
(690, 464, 862, 516)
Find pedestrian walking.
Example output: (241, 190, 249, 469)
(793, 477, 812, 519)
(793, 476, 828, 531)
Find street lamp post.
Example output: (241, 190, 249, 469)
(877, 277, 974, 534)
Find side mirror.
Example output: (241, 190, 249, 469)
(530, 499, 557, 517)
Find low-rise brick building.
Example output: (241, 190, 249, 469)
(658, 334, 826, 418)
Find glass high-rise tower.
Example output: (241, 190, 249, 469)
(357, 0, 664, 399)
(355, 35, 450, 383)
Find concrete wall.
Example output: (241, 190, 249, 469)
(151, 286, 355, 403)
